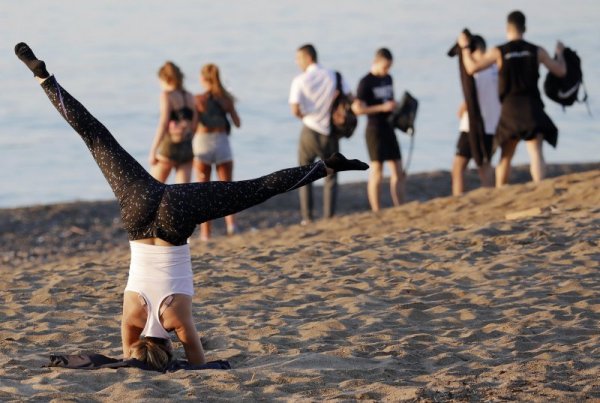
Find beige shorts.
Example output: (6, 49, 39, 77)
(193, 132, 233, 165)
(157, 136, 193, 164)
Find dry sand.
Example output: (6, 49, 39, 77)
(1, 164, 599, 401)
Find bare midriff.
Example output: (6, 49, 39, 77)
(195, 126, 228, 134)
(133, 238, 175, 246)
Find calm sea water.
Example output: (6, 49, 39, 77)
(1, 0, 598, 208)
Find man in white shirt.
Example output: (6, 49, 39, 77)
(289, 44, 351, 224)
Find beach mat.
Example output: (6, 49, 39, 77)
(45, 353, 231, 372)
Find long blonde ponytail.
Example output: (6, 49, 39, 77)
(201, 63, 234, 103)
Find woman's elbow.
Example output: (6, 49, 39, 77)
(463, 64, 477, 75)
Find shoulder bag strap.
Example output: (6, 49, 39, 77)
(335, 71, 342, 93)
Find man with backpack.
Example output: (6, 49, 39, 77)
(458, 10, 566, 185)
(289, 44, 352, 224)
(352, 48, 405, 211)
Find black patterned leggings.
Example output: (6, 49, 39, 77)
(40, 76, 327, 245)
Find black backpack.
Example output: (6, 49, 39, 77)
(544, 47, 588, 108)
(330, 71, 357, 138)
(388, 91, 418, 135)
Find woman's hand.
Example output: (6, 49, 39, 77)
(458, 32, 470, 50)
(148, 150, 158, 166)
(556, 40, 565, 55)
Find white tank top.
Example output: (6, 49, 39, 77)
(459, 65, 501, 135)
(475, 65, 501, 134)
(125, 242, 194, 339)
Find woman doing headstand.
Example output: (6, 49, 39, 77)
(15, 43, 368, 371)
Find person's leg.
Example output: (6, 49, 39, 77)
(16, 43, 164, 232)
(194, 159, 213, 182)
(194, 160, 213, 241)
(321, 134, 339, 219)
(477, 163, 494, 188)
(495, 138, 519, 187)
(152, 159, 174, 183)
(387, 159, 405, 205)
(452, 131, 471, 196)
(174, 161, 192, 184)
(525, 134, 545, 182)
(452, 156, 469, 196)
(216, 161, 236, 234)
(368, 161, 383, 212)
(478, 134, 495, 188)
(37, 79, 157, 196)
(165, 153, 367, 229)
(298, 126, 319, 223)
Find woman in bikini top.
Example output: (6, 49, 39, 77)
(148, 61, 198, 184)
(166, 90, 195, 143)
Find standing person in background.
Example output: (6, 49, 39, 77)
(289, 44, 351, 225)
(452, 35, 500, 196)
(148, 62, 197, 184)
(459, 10, 566, 186)
(193, 64, 241, 241)
(352, 48, 404, 212)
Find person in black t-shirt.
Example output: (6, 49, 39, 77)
(352, 48, 405, 212)
(458, 10, 566, 186)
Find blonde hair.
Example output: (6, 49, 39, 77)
(129, 337, 172, 370)
(158, 61, 185, 90)
(201, 63, 235, 102)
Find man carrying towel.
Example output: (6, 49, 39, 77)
(452, 35, 500, 195)
(458, 10, 566, 186)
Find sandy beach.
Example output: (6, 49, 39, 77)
(1, 163, 599, 401)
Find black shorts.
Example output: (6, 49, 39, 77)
(456, 132, 494, 161)
(496, 96, 558, 147)
(366, 123, 401, 162)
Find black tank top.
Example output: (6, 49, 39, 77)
(197, 93, 229, 130)
(497, 40, 540, 101)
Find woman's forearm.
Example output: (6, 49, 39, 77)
(230, 107, 241, 128)
(177, 322, 206, 364)
(150, 119, 168, 153)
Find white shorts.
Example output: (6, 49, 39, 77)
(192, 132, 233, 165)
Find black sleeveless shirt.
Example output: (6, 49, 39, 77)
(495, 39, 558, 147)
(498, 40, 540, 101)
(197, 93, 230, 131)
